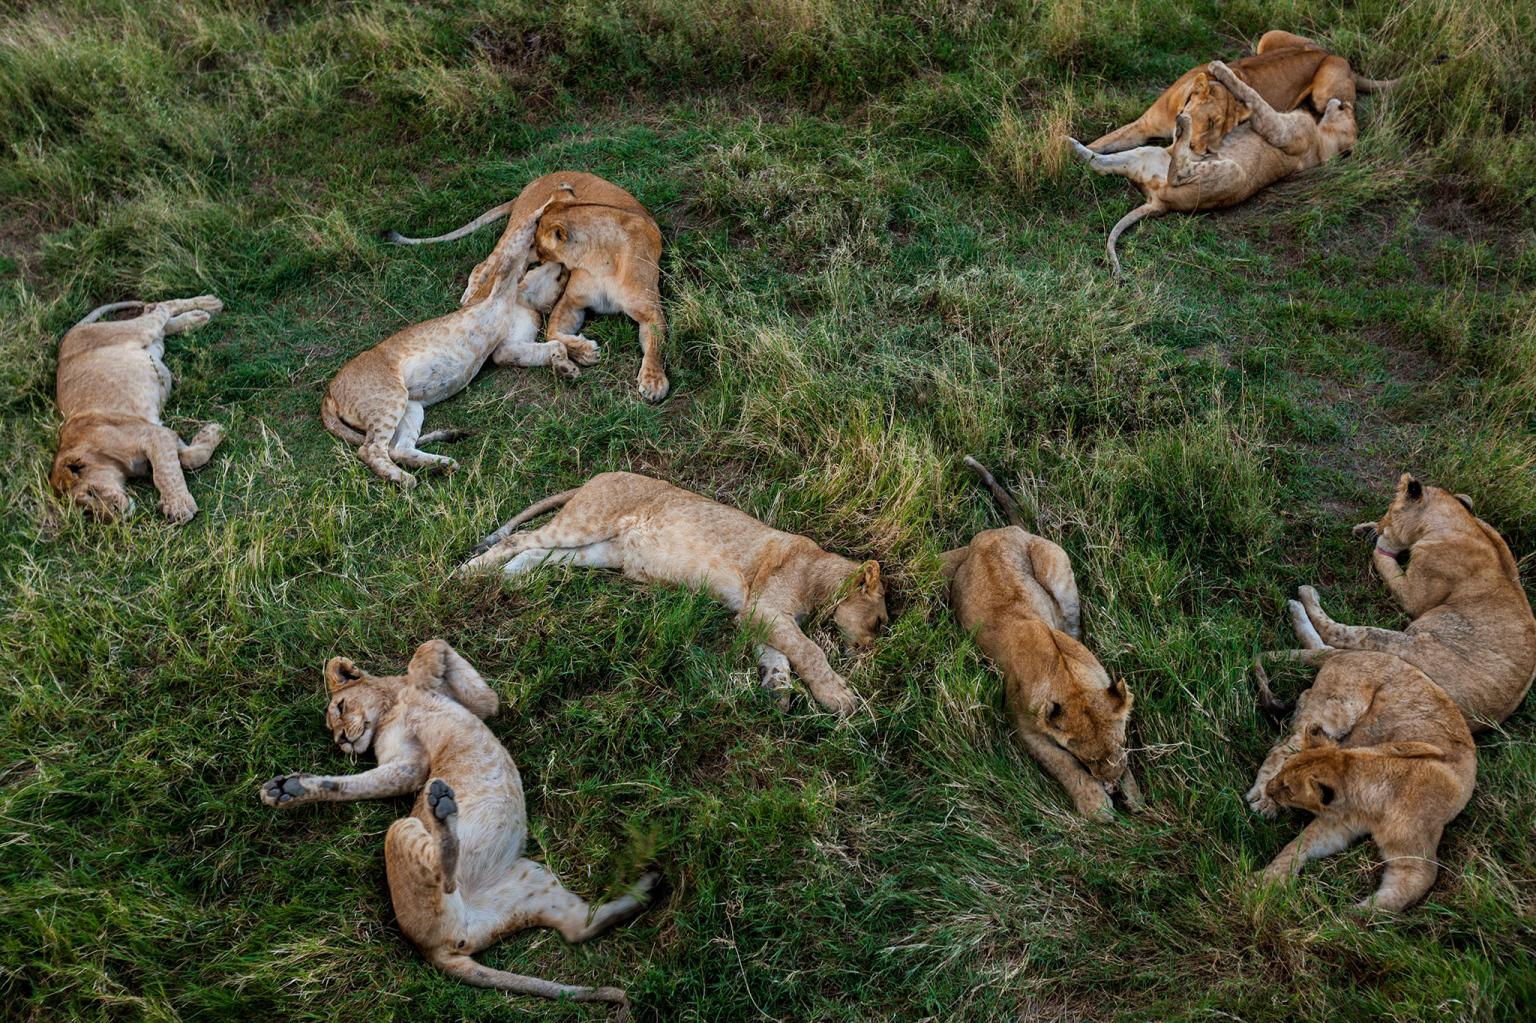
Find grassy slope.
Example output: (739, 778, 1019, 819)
(3, 1, 1535, 1020)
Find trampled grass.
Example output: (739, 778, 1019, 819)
(3, 2, 1534, 1020)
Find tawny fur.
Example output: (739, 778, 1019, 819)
(260, 640, 658, 1012)
(322, 199, 569, 488)
(1068, 60, 1358, 273)
(1089, 30, 1395, 156)
(1253, 661, 1475, 911)
(942, 458, 1138, 818)
(50, 296, 227, 523)
(458, 472, 887, 716)
(1275, 474, 1536, 732)
(398, 171, 669, 403)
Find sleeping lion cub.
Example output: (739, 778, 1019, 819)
(51, 296, 227, 523)
(458, 472, 887, 715)
(259, 640, 659, 1012)
(942, 458, 1138, 818)
(1255, 653, 1475, 911)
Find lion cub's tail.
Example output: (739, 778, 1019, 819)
(320, 391, 367, 445)
(471, 487, 581, 554)
(963, 456, 1026, 528)
(71, 300, 145, 330)
(382, 201, 516, 245)
(433, 953, 628, 1013)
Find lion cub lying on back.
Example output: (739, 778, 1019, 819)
(1068, 60, 1357, 273)
(51, 296, 227, 523)
(458, 472, 888, 715)
(324, 199, 570, 488)
(1284, 474, 1536, 732)
(942, 458, 1138, 818)
(1252, 651, 1475, 911)
(260, 640, 659, 1012)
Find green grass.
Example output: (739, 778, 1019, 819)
(4, 2, 1536, 1020)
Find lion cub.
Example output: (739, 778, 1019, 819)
(458, 472, 887, 715)
(1254, 652, 1475, 910)
(942, 458, 1138, 818)
(260, 640, 659, 1011)
(1280, 474, 1536, 732)
(51, 296, 227, 523)
(322, 198, 569, 488)
(390, 171, 669, 402)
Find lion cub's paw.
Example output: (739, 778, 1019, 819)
(262, 773, 311, 807)
(549, 348, 581, 381)
(194, 422, 226, 445)
(631, 870, 664, 902)
(1245, 782, 1278, 818)
(1075, 787, 1116, 820)
(812, 682, 860, 718)
(560, 334, 602, 367)
(188, 294, 224, 314)
(159, 493, 198, 524)
(637, 367, 670, 403)
(1065, 137, 1096, 163)
(427, 779, 458, 825)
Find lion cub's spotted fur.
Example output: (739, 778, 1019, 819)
(459, 472, 887, 715)
(1252, 651, 1475, 911)
(398, 171, 669, 402)
(260, 640, 658, 1011)
(51, 296, 227, 523)
(322, 198, 567, 488)
(942, 458, 1138, 818)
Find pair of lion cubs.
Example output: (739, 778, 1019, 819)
(1070, 30, 1397, 272)
(1249, 475, 1535, 911)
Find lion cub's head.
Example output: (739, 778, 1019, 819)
(833, 561, 888, 651)
(1023, 625, 1133, 785)
(322, 656, 403, 755)
(1266, 728, 1349, 814)
(1352, 473, 1478, 560)
(1179, 71, 1249, 155)
(1267, 725, 1447, 814)
(50, 443, 131, 521)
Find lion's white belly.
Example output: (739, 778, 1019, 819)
(402, 331, 495, 405)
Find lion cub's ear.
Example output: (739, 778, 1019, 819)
(1301, 723, 1338, 750)
(858, 560, 884, 596)
(326, 656, 364, 693)
(1397, 473, 1423, 501)
(1109, 677, 1132, 710)
(1306, 776, 1337, 809)
(1454, 493, 1475, 514)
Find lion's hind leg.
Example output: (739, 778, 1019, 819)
(507, 859, 662, 945)
(389, 401, 458, 474)
(177, 423, 226, 470)
(351, 384, 416, 489)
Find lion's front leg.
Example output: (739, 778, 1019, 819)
(758, 613, 859, 717)
(260, 759, 427, 808)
